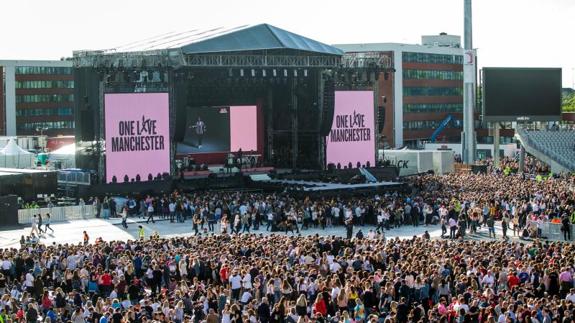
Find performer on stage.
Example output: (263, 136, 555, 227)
(237, 148, 243, 169)
(189, 117, 206, 149)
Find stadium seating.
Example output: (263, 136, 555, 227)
(516, 128, 575, 172)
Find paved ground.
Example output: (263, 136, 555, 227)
(0, 216, 521, 249)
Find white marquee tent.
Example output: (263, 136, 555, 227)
(0, 139, 34, 168)
(48, 143, 76, 168)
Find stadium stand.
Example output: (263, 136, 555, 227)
(516, 127, 575, 173)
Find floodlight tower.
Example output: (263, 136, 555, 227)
(462, 0, 476, 164)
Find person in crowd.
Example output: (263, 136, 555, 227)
(43, 213, 54, 234)
(82, 230, 89, 245)
(121, 205, 128, 229)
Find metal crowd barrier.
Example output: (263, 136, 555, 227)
(540, 222, 573, 241)
(18, 205, 97, 225)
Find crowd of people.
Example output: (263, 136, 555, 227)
(23, 155, 575, 246)
(87, 165, 574, 242)
(8, 153, 575, 322)
(2, 231, 575, 323)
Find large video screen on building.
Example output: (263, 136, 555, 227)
(326, 91, 375, 167)
(104, 93, 170, 183)
(483, 68, 562, 121)
(177, 105, 258, 154)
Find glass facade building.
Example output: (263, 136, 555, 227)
(0, 61, 76, 136)
(403, 69, 463, 80)
(403, 52, 463, 65)
(401, 50, 464, 144)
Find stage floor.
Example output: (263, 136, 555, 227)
(261, 179, 402, 191)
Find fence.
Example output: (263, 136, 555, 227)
(18, 205, 97, 225)
(539, 221, 573, 241)
(527, 221, 575, 241)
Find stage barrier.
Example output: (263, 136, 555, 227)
(540, 222, 573, 241)
(18, 205, 97, 225)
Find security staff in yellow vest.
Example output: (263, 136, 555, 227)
(138, 225, 145, 240)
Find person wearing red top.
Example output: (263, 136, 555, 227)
(219, 264, 229, 284)
(41, 290, 52, 312)
(508, 272, 520, 289)
(313, 294, 327, 318)
(100, 270, 113, 295)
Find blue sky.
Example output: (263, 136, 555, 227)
(2, 0, 573, 87)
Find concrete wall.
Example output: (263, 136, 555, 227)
(424, 142, 519, 158)
(381, 149, 449, 176)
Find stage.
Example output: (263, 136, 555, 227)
(182, 165, 274, 179)
(254, 178, 403, 192)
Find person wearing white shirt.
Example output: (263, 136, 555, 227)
(332, 206, 340, 221)
(1, 258, 11, 272)
(482, 272, 495, 288)
(25, 271, 34, 291)
(121, 299, 132, 309)
(376, 212, 385, 231)
(329, 261, 341, 273)
(30, 215, 39, 236)
(345, 208, 353, 220)
(331, 286, 341, 301)
(240, 290, 252, 305)
(242, 273, 252, 289)
(229, 272, 242, 300)
(449, 218, 458, 239)
(326, 255, 334, 264)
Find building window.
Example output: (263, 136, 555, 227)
(402, 52, 463, 65)
(403, 69, 463, 80)
(15, 66, 72, 75)
(16, 107, 73, 117)
(16, 94, 74, 104)
(403, 87, 462, 96)
(404, 103, 463, 113)
(17, 121, 75, 131)
(15, 80, 74, 89)
(403, 120, 442, 130)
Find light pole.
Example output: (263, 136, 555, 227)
(462, 0, 476, 164)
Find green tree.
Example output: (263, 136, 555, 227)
(563, 91, 575, 112)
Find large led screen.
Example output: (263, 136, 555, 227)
(230, 106, 258, 152)
(104, 93, 170, 183)
(326, 91, 375, 167)
(483, 68, 562, 121)
(177, 105, 258, 154)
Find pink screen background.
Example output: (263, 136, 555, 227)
(105, 93, 170, 183)
(326, 91, 375, 167)
(230, 106, 258, 152)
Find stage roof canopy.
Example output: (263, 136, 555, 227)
(94, 24, 343, 56)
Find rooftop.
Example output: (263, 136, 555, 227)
(76, 24, 343, 57)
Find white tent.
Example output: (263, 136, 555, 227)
(48, 143, 76, 168)
(0, 139, 34, 168)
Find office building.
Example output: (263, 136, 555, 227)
(336, 34, 469, 148)
(0, 60, 75, 136)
